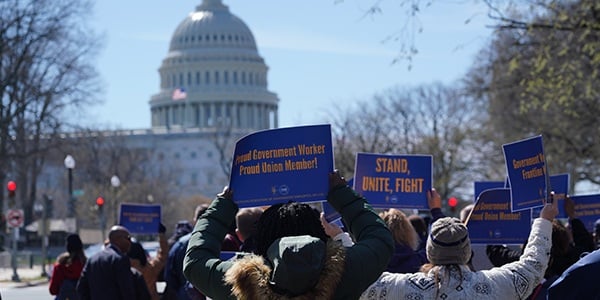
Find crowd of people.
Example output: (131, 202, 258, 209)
(47, 171, 600, 299)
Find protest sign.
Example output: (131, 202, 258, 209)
(229, 124, 334, 208)
(354, 153, 432, 209)
(531, 173, 570, 219)
(570, 194, 600, 232)
(466, 189, 531, 244)
(503, 135, 549, 211)
(474, 181, 505, 202)
(322, 200, 341, 223)
(323, 177, 352, 223)
(119, 203, 161, 234)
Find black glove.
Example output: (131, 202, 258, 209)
(158, 222, 166, 234)
(329, 170, 347, 191)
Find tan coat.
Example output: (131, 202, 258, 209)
(131, 234, 168, 300)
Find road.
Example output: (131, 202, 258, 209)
(1, 284, 50, 299)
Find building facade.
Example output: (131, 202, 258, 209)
(127, 0, 279, 197)
(150, 0, 279, 131)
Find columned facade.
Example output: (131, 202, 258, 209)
(149, 0, 279, 131)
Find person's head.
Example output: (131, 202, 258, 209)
(235, 207, 264, 242)
(60, 233, 86, 264)
(127, 239, 148, 267)
(108, 225, 132, 253)
(537, 219, 574, 278)
(380, 209, 420, 250)
(551, 219, 572, 257)
(66, 233, 83, 254)
(459, 204, 474, 223)
(426, 217, 472, 266)
(408, 214, 427, 235)
(254, 201, 328, 256)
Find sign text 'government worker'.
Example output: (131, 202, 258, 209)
(354, 153, 432, 209)
(503, 135, 549, 212)
(229, 124, 333, 208)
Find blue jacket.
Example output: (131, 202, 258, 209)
(547, 249, 600, 299)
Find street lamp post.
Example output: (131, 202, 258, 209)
(64, 155, 76, 232)
(110, 175, 120, 225)
(34, 199, 48, 277)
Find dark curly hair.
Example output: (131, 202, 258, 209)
(254, 201, 328, 256)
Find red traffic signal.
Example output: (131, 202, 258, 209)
(7, 181, 16, 197)
(6, 181, 16, 192)
(448, 197, 458, 208)
(96, 196, 105, 207)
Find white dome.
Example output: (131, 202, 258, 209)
(169, 0, 257, 52)
(150, 0, 279, 131)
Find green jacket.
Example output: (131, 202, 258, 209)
(183, 185, 394, 299)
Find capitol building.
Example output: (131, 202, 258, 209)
(106, 0, 279, 197)
(150, 0, 278, 130)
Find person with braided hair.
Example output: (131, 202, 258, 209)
(360, 198, 559, 300)
(183, 171, 394, 299)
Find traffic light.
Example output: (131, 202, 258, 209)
(448, 197, 458, 212)
(6, 181, 16, 198)
(6, 181, 16, 206)
(44, 194, 54, 219)
(96, 196, 104, 211)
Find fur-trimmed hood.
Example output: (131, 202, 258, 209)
(224, 237, 346, 299)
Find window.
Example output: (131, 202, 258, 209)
(207, 151, 213, 158)
(196, 72, 200, 85)
(233, 72, 238, 84)
(215, 71, 220, 85)
(174, 152, 180, 159)
(224, 71, 229, 84)
(190, 152, 197, 159)
(205, 71, 210, 84)
(187, 72, 191, 85)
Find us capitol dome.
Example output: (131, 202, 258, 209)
(149, 0, 279, 131)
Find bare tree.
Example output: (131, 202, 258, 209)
(0, 0, 102, 228)
(330, 83, 483, 202)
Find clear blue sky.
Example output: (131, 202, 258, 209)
(86, 0, 493, 130)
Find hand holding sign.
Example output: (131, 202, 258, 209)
(427, 188, 442, 209)
(320, 212, 343, 238)
(218, 186, 233, 200)
(540, 194, 559, 221)
(564, 195, 576, 219)
(329, 170, 347, 192)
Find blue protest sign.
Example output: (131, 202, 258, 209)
(570, 194, 600, 232)
(474, 181, 505, 202)
(229, 124, 334, 208)
(220, 251, 240, 261)
(119, 204, 161, 234)
(322, 201, 341, 223)
(503, 135, 548, 211)
(531, 173, 570, 219)
(354, 153, 432, 209)
(347, 177, 354, 190)
(466, 189, 531, 244)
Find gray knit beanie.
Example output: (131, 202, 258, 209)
(426, 217, 471, 265)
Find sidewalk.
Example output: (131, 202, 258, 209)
(0, 266, 50, 288)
